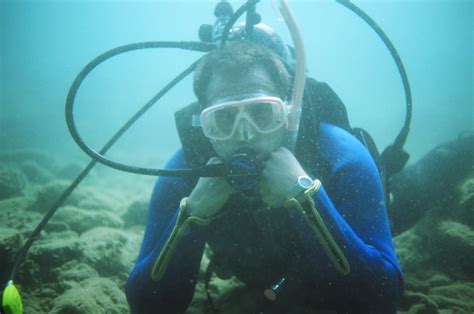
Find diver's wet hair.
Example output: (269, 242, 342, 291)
(193, 41, 290, 106)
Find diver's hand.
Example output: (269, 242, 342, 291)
(187, 157, 233, 219)
(258, 147, 309, 208)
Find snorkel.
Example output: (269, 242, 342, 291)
(278, 0, 306, 151)
(205, 0, 306, 193)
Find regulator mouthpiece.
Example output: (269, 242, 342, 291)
(226, 147, 263, 191)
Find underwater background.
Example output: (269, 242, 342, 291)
(1, 0, 473, 313)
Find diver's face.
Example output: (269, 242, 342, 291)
(204, 65, 286, 160)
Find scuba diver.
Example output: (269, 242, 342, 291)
(2, 1, 412, 313)
(125, 1, 404, 313)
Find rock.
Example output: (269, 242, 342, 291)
(399, 290, 438, 314)
(0, 168, 26, 200)
(56, 162, 84, 180)
(430, 220, 474, 276)
(404, 276, 433, 293)
(50, 277, 129, 314)
(0, 151, 53, 170)
(28, 181, 80, 213)
(27, 179, 120, 215)
(22, 292, 48, 313)
(428, 283, 474, 312)
(56, 261, 98, 282)
(428, 274, 451, 287)
(80, 227, 129, 277)
(0, 196, 42, 235)
(437, 221, 474, 247)
(121, 200, 148, 228)
(393, 229, 429, 272)
(0, 228, 22, 254)
(389, 135, 474, 234)
(52, 205, 123, 234)
(457, 176, 474, 225)
(44, 222, 70, 233)
(17, 231, 83, 287)
(28, 230, 82, 274)
(459, 176, 474, 208)
(120, 228, 143, 274)
(0, 228, 22, 282)
(17, 160, 54, 184)
(54, 261, 99, 291)
(75, 187, 120, 212)
(403, 272, 451, 294)
(0, 195, 32, 214)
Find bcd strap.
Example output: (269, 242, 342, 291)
(381, 144, 410, 179)
(352, 127, 388, 199)
(175, 102, 216, 168)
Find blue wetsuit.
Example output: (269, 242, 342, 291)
(126, 123, 404, 313)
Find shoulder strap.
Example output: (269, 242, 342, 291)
(296, 78, 389, 198)
(295, 78, 352, 182)
(174, 102, 216, 167)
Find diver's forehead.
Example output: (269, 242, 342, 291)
(205, 65, 279, 106)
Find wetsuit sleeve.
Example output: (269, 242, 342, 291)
(125, 149, 206, 314)
(290, 124, 403, 312)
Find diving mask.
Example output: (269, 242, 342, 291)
(200, 96, 288, 141)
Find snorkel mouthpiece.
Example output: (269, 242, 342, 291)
(226, 146, 263, 191)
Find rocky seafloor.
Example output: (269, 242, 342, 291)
(0, 147, 473, 313)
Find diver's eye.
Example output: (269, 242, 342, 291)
(215, 107, 238, 133)
(247, 103, 275, 129)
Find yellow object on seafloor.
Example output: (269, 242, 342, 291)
(2, 281, 23, 314)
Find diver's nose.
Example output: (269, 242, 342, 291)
(235, 119, 256, 142)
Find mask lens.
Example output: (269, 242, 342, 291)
(245, 102, 284, 131)
(200, 96, 286, 140)
(213, 107, 238, 135)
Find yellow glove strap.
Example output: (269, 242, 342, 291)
(284, 179, 351, 276)
(151, 197, 213, 281)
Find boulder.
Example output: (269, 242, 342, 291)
(393, 229, 429, 272)
(0, 228, 22, 282)
(0, 151, 53, 170)
(75, 187, 120, 212)
(80, 227, 129, 277)
(52, 205, 123, 234)
(120, 228, 143, 274)
(457, 176, 474, 225)
(429, 283, 474, 312)
(28, 181, 80, 213)
(430, 220, 474, 276)
(399, 290, 438, 314)
(17, 160, 54, 184)
(56, 162, 84, 180)
(55, 261, 99, 283)
(28, 230, 82, 274)
(0, 168, 26, 200)
(50, 277, 128, 314)
(53, 261, 99, 292)
(44, 222, 70, 233)
(389, 135, 474, 234)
